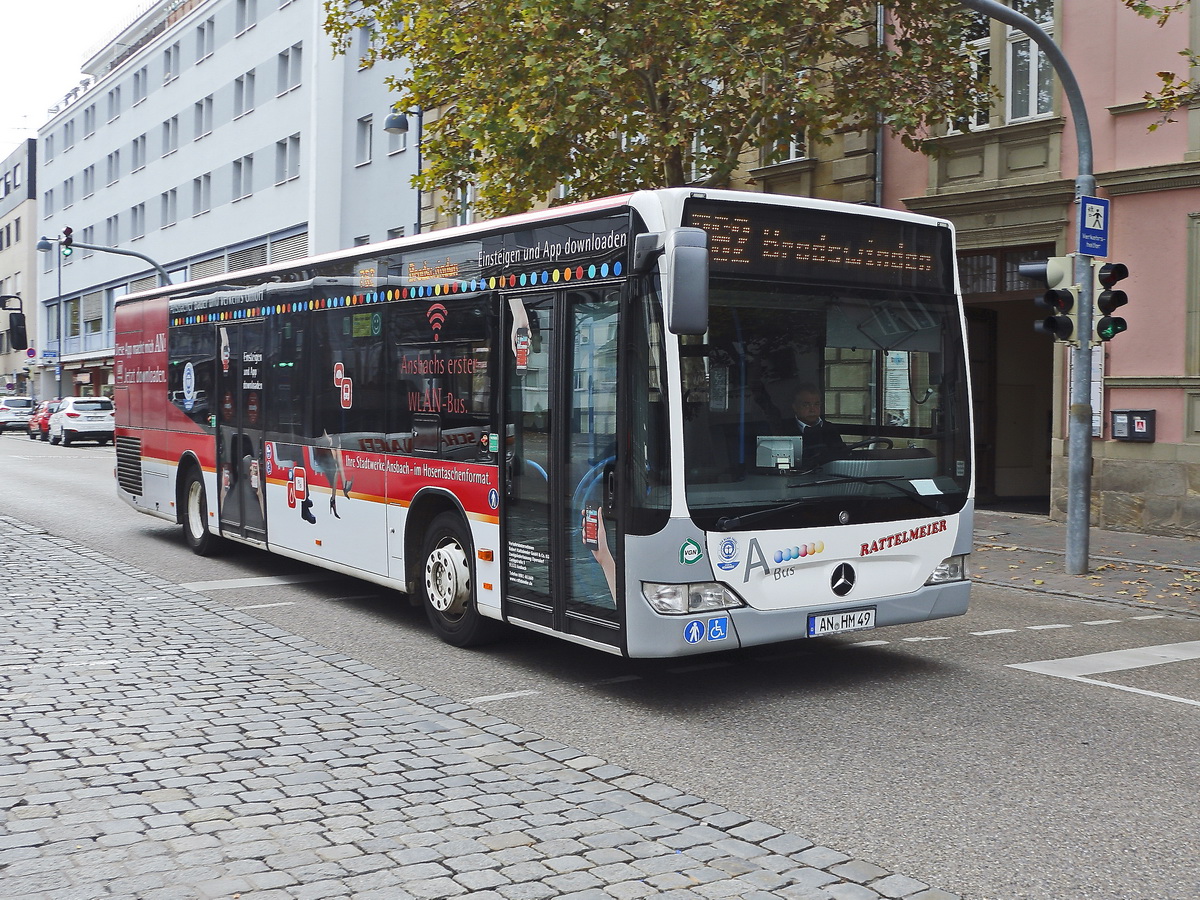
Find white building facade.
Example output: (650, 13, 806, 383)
(0, 139, 38, 396)
(35, 0, 419, 399)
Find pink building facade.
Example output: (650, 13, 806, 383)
(880, 0, 1200, 536)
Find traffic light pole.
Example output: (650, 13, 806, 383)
(959, 0, 1095, 574)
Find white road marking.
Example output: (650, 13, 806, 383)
(180, 573, 336, 591)
(1082, 619, 1121, 626)
(1027, 623, 1071, 630)
(464, 690, 541, 703)
(1008, 641, 1200, 708)
(850, 640, 890, 647)
(971, 629, 1018, 635)
(902, 636, 950, 642)
(234, 602, 297, 610)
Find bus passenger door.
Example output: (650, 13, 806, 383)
(503, 290, 622, 650)
(216, 320, 268, 543)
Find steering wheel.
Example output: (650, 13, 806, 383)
(844, 438, 894, 451)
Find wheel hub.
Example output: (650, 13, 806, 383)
(425, 541, 470, 615)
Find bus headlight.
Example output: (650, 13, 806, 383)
(925, 554, 969, 585)
(641, 582, 746, 615)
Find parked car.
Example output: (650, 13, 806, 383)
(48, 397, 115, 446)
(0, 396, 35, 432)
(27, 399, 61, 441)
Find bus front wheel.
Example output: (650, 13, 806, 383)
(419, 512, 500, 648)
(183, 469, 221, 557)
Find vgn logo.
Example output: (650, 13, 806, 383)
(680, 538, 704, 565)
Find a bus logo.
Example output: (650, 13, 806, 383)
(680, 538, 703, 565)
(426, 303, 448, 340)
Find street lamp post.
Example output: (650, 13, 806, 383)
(958, 0, 1096, 575)
(384, 109, 423, 235)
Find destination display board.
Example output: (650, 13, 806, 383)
(684, 199, 954, 293)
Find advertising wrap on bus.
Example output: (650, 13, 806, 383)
(114, 188, 972, 659)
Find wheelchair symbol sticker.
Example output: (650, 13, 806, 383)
(683, 616, 730, 644)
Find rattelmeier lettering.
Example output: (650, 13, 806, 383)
(860, 519, 946, 557)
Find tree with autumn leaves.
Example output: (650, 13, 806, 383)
(325, 0, 1194, 220)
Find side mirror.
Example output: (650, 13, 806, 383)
(655, 227, 709, 335)
(8, 312, 28, 351)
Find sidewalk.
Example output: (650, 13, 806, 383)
(0, 512, 957, 900)
(974, 509, 1200, 618)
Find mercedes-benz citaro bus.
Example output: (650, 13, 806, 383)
(115, 188, 973, 657)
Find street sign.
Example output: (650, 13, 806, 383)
(1078, 195, 1110, 258)
(42, 349, 58, 359)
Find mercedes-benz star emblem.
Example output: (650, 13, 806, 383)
(831, 563, 856, 597)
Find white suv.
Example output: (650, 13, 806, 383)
(0, 397, 35, 432)
(49, 396, 116, 446)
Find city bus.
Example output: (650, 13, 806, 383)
(115, 188, 973, 658)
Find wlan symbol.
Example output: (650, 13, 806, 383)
(426, 303, 448, 341)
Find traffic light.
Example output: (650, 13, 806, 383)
(1093, 262, 1129, 343)
(1018, 255, 1079, 346)
(61, 226, 73, 258)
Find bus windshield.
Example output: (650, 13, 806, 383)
(679, 280, 971, 531)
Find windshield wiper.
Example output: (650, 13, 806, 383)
(713, 476, 949, 531)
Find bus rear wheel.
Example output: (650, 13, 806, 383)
(183, 468, 221, 557)
(419, 512, 500, 648)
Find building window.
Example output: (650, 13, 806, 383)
(196, 17, 216, 63)
(1007, 0, 1054, 122)
(83, 105, 96, 137)
(81, 226, 94, 257)
(106, 150, 121, 185)
(131, 203, 146, 240)
(131, 134, 147, 172)
(107, 87, 121, 122)
(163, 42, 180, 83)
(133, 66, 149, 105)
(162, 116, 179, 156)
(162, 188, 178, 227)
(193, 173, 212, 215)
(82, 166, 95, 198)
(353, 234, 371, 246)
(277, 43, 303, 95)
(43, 189, 53, 217)
(44, 134, 54, 162)
(454, 184, 476, 227)
(83, 290, 105, 336)
(275, 133, 300, 183)
(387, 226, 405, 240)
(106, 214, 119, 246)
(233, 155, 254, 199)
(63, 120, 75, 151)
(63, 177, 75, 208)
(236, 0, 257, 35)
(194, 95, 214, 139)
(356, 115, 373, 165)
(959, 245, 1054, 296)
(234, 71, 256, 118)
(387, 128, 407, 155)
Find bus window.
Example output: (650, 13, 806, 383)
(387, 297, 495, 459)
(167, 324, 217, 429)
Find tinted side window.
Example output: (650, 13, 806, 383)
(167, 324, 216, 429)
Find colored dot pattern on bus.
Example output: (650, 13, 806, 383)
(170, 260, 624, 326)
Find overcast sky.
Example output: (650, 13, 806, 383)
(0, 0, 147, 148)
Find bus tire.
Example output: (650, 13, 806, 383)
(182, 468, 221, 557)
(419, 512, 500, 648)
